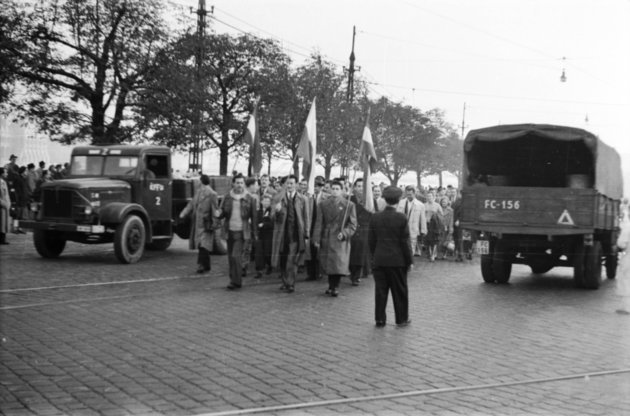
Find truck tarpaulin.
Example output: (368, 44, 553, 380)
(463, 124, 623, 200)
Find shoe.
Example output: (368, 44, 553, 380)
(254, 272, 262, 279)
(375, 321, 386, 328)
(227, 283, 242, 290)
(396, 320, 411, 328)
(196, 266, 205, 274)
(330, 289, 338, 297)
(325, 289, 332, 295)
(279, 284, 288, 291)
(286, 286, 295, 293)
(351, 280, 359, 286)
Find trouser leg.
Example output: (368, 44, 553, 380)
(373, 268, 389, 323)
(282, 241, 298, 287)
(228, 231, 244, 286)
(197, 246, 211, 271)
(328, 274, 341, 290)
(390, 267, 409, 324)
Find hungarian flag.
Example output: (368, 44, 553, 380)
(296, 98, 317, 194)
(244, 105, 262, 176)
(359, 109, 378, 212)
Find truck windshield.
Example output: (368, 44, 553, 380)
(70, 155, 138, 176)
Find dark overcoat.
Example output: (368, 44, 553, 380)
(271, 192, 309, 268)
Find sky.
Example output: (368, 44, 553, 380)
(169, 0, 630, 191)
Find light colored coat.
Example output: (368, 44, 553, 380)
(397, 197, 427, 238)
(181, 185, 219, 251)
(271, 191, 309, 268)
(313, 196, 357, 275)
(0, 178, 11, 234)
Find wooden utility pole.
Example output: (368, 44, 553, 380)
(345, 26, 360, 103)
(188, 0, 212, 172)
(459, 102, 468, 140)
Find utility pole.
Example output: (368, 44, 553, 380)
(459, 102, 469, 139)
(345, 26, 360, 103)
(188, 0, 213, 172)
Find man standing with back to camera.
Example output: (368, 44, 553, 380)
(369, 186, 413, 328)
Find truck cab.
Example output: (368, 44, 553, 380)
(460, 124, 623, 289)
(21, 145, 194, 263)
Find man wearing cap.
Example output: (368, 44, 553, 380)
(305, 176, 328, 281)
(369, 186, 413, 327)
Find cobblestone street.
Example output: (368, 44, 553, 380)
(1, 233, 629, 415)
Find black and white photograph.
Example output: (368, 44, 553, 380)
(1, 0, 629, 415)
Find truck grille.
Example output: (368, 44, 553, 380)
(42, 189, 74, 218)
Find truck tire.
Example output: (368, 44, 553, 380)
(582, 241, 603, 290)
(145, 238, 172, 251)
(492, 241, 512, 284)
(481, 254, 496, 283)
(33, 229, 66, 258)
(605, 248, 617, 279)
(572, 245, 585, 288)
(114, 215, 146, 264)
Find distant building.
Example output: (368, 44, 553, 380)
(0, 117, 72, 166)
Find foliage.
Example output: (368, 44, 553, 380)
(0, 0, 170, 144)
(137, 32, 290, 174)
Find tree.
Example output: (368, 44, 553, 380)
(370, 97, 432, 186)
(0, 0, 170, 144)
(138, 33, 290, 175)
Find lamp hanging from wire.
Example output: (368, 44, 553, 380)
(560, 57, 567, 82)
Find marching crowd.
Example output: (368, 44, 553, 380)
(0, 154, 71, 243)
(179, 172, 473, 327)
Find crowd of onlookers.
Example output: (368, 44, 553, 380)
(0, 154, 70, 242)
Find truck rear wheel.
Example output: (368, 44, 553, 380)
(582, 242, 603, 290)
(605, 248, 617, 279)
(481, 254, 496, 283)
(492, 241, 512, 284)
(114, 215, 146, 264)
(33, 229, 66, 258)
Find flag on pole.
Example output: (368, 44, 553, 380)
(359, 109, 378, 212)
(296, 98, 317, 194)
(244, 105, 262, 176)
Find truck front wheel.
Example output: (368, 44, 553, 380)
(114, 215, 146, 264)
(33, 230, 66, 258)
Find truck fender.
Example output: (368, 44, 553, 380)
(98, 203, 152, 241)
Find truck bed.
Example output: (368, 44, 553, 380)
(460, 186, 618, 235)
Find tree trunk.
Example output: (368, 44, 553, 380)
(91, 103, 107, 145)
(324, 155, 333, 180)
(219, 129, 230, 175)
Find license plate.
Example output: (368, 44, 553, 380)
(476, 240, 489, 255)
(91, 225, 105, 233)
(76, 225, 91, 232)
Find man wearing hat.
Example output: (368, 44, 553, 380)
(368, 186, 413, 327)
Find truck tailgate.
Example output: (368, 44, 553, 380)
(460, 187, 599, 235)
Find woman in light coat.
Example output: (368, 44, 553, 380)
(0, 168, 11, 244)
(180, 175, 219, 273)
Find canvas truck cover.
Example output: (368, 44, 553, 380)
(463, 124, 623, 200)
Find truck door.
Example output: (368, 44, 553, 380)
(142, 154, 172, 222)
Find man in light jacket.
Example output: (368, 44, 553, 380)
(397, 185, 427, 261)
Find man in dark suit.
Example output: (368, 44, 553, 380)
(368, 186, 413, 328)
(305, 177, 328, 281)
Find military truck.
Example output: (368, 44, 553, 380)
(460, 124, 623, 289)
(20, 145, 226, 264)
